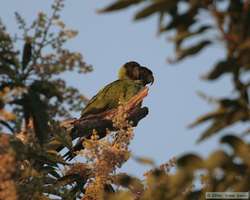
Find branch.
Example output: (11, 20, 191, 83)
(56, 87, 149, 153)
(71, 106, 148, 140)
(71, 86, 149, 139)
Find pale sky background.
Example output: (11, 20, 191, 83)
(1, 1, 236, 176)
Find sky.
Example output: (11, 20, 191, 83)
(0, 1, 234, 176)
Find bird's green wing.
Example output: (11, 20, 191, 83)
(80, 81, 116, 116)
(81, 79, 144, 117)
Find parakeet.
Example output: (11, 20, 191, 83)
(64, 61, 153, 160)
(81, 61, 154, 117)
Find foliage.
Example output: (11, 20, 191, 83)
(0, 2, 151, 199)
(101, 0, 250, 140)
(0, 0, 92, 139)
(0, 0, 93, 199)
(1, 0, 250, 200)
(99, 0, 250, 199)
(0, 134, 17, 200)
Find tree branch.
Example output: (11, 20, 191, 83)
(56, 87, 149, 153)
(70, 87, 149, 139)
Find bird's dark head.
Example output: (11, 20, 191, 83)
(138, 66, 154, 85)
(118, 61, 154, 85)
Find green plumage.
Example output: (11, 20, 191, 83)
(81, 79, 144, 117)
(64, 61, 153, 160)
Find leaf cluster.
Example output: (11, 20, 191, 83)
(108, 134, 250, 200)
(0, 0, 92, 142)
(0, 5, 150, 197)
(100, 1, 250, 199)
(101, 0, 250, 142)
(0, 0, 93, 199)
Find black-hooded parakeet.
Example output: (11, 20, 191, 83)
(80, 61, 153, 117)
(64, 61, 153, 160)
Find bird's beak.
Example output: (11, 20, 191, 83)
(139, 65, 154, 85)
(148, 73, 154, 85)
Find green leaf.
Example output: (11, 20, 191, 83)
(45, 150, 68, 165)
(0, 64, 16, 78)
(197, 109, 247, 143)
(220, 135, 250, 159)
(9, 136, 29, 159)
(112, 173, 144, 194)
(176, 40, 211, 61)
(134, 0, 177, 20)
(134, 156, 155, 166)
(202, 58, 237, 80)
(55, 131, 72, 149)
(168, 170, 193, 190)
(177, 153, 203, 170)
(162, 12, 196, 32)
(98, 0, 143, 13)
(56, 174, 81, 187)
(221, 134, 244, 149)
(41, 166, 61, 179)
(189, 109, 226, 128)
(169, 25, 211, 44)
(197, 118, 228, 143)
(205, 150, 230, 169)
